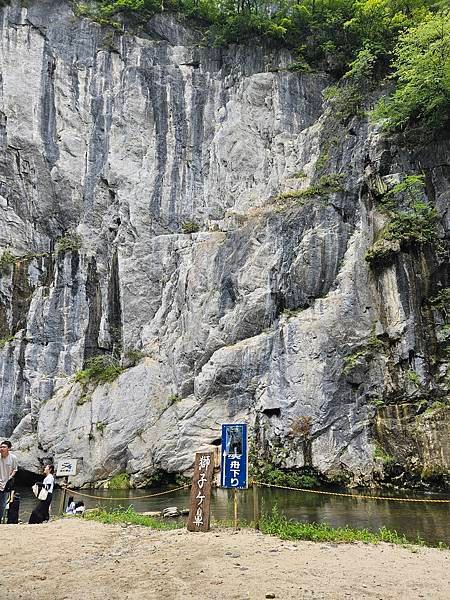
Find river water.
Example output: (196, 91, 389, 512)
(11, 484, 450, 545)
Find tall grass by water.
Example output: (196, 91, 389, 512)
(81, 505, 448, 548)
(258, 508, 448, 547)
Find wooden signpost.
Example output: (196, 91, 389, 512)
(187, 451, 214, 532)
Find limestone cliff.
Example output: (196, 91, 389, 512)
(0, 0, 448, 487)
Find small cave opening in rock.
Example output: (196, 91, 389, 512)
(262, 408, 281, 418)
(15, 467, 41, 486)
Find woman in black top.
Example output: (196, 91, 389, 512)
(29, 464, 55, 524)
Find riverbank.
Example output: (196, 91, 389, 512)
(2, 519, 449, 599)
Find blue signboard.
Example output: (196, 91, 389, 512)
(221, 423, 248, 489)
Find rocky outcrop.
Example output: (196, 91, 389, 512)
(0, 1, 448, 487)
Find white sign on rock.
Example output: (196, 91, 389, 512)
(56, 459, 77, 477)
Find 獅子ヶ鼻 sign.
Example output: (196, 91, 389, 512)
(221, 423, 248, 489)
(187, 451, 214, 532)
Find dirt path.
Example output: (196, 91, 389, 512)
(2, 519, 449, 599)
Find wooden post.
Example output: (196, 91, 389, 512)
(187, 452, 214, 532)
(59, 476, 68, 515)
(253, 482, 260, 529)
(233, 488, 238, 529)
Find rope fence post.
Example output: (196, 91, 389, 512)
(253, 481, 260, 529)
(60, 476, 68, 515)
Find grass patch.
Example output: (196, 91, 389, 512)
(83, 506, 183, 530)
(373, 446, 395, 466)
(253, 465, 320, 490)
(95, 421, 106, 434)
(0, 335, 14, 348)
(56, 233, 82, 254)
(82, 506, 448, 549)
(181, 221, 199, 234)
(168, 393, 181, 405)
(0, 250, 17, 272)
(406, 369, 421, 387)
(423, 400, 449, 415)
(107, 473, 130, 489)
(282, 308, 305, 318)
(276, 174, 344, 203)
(75, 355, 124, 385)
(343, 350, 367, 373)
(366, 202, 439, 267)
(259, 508, 426, 546)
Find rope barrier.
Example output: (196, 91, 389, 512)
(62, 483, 191, 501)
(61, 480, 450, 504)
(253, 480, 450, 503)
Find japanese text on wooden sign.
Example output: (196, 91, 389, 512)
(221, 423, 248, 489)
(187, 451, 214, 532)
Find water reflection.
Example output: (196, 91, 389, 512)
(14, 485, 450, 545)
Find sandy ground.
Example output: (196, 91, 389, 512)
(2, 519, 449, 600)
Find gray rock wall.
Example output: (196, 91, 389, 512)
(0, 1, 448, 486)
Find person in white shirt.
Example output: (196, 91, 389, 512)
(0, 440, 18, 522)
(29, 464, 55, 524)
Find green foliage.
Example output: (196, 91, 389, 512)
(343, 331, 386, 374)
(424, 399, 449, 414)
(75, 2, 447, 130)
(324, 45, 378, 120)
(384, 202, 439, 245)
(107, 472, 130, 489)
(56, 233, 83, 254)
(282, 307, 304, 318)
(76, 392, 91, 406)
(124, 349, 145, 366)
(75, 355, 124, 385)
(365, 237, 400, 265)
(252, 458, 320, 489)
(373, 10, 450, 132)
(0, 335, 14, 348)
(406, 369, 421, 387)
(168, 393, 181, 405)
(277, 173, 344, 202)
(373, 445, 395, 465)
(181, 221, 200, 234)
(285, 58, 311, 73)
(343, 349, 367, 373)
(259, 507, 421, 545)
(0, 250, 17, 272)
(369, 396, 385, 408)
(366, 200, 439, 266)
(385, 175, 425, 201)
(324, 82, 365, 121)
(83, 506, 182, 529)
(430, 288, 450, 316)
(95, 421, 106, 434)
(75, 0, 161, 27)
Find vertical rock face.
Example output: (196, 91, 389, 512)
(0, 1, 448, 486)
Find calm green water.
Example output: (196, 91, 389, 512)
(13, 485, 450, 545)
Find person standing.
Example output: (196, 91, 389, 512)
(0, 440, 18, 523)
(29, 464, 55, 524)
